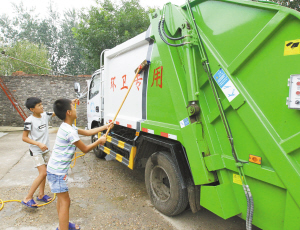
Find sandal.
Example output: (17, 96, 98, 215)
(37, 195, 52, 203)
(69, 222, 81, 229)
(21, 199, 38, 209)
(55, 222, 81, 230)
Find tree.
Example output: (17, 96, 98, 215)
(0, 1, 92, 75)
(271, 0, 300, 11)
(0, 2, 61, 72)
(0, 40, 50, 75)
(0, 3, 39, 50)
(58, 9, 92, 75)
(73, 0, 151, 70)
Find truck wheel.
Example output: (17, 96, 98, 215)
(91, 134, 106, 159)
(145, 151, 188, 216)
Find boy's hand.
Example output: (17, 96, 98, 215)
(98, 135, 107, 145)
(37, 143, 48, 152)
(104, 122, 114, 130)
(72, 98, 79, 105)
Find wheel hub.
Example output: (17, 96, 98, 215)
(150, 166, 171, 202)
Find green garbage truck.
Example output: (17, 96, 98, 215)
(80, 0, 300, 229)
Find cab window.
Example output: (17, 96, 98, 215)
(89, 74, 100, 100)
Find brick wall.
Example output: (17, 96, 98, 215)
(0, 75, 90, 127)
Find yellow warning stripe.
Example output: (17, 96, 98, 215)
(115, 154, 123, 162)
(103, 146, 110, 154)
(99, 135, 137, 170)
(118, 141, 125, 149)
(128, 146, 137, 170)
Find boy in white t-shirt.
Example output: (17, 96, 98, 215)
(21, 97, 58, 208)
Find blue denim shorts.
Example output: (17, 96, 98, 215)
(47, 171, 69, 193)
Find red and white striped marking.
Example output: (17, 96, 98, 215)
(161, 132, 177, 140)
(141, 128, 177, 140)
(141, 128, 154, 134)
(108, 120, 127, 127)
(109, 120, 120, 125)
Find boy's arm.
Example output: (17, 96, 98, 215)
(22, 131, 48, 151)
(46, 112, 55, 120)
(78, 122, 114, 136)
(73, 136, 106, 153)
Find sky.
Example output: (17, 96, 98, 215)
(0, 0, 186, 17)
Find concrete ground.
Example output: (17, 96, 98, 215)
(0, 129, 260, 230)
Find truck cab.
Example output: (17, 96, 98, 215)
(87, 69, 103, 130)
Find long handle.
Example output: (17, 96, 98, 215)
(74, 103, 77, 126)
(105, 67, 142, 135)
(74, 100, 80, 126)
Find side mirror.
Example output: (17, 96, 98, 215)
(74, 82, 81, 93)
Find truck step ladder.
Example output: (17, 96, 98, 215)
(100, 135, 137, 169)
(0, 77, 27, 121)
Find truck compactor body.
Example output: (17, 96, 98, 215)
(84, 0, 300, 229)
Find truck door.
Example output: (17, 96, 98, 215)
(87, 72, 101, 129)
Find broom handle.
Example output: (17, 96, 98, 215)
(74, 100, 79, 126)
(105, 67, 142, 136)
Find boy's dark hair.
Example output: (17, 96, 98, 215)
(25, 97, 42, 110)
(53, 99, 72, 120)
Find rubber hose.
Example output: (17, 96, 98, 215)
(243, 185, 250, 230)
(0, 193, 57, 211)
(247, 185, 254, 230)
(162, 19, 185, 40)
(158, 21, 186, 47)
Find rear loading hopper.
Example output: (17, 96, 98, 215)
(145, 1, 300, 229)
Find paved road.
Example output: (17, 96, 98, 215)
(0, 130, 260, 230)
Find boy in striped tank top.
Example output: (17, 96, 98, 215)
(47, 99, 113, 230)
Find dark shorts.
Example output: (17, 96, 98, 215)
(47, 171, 68, 193)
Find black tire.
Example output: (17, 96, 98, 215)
(145, 151, 188, 216)
(91, 134, 106, 159)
